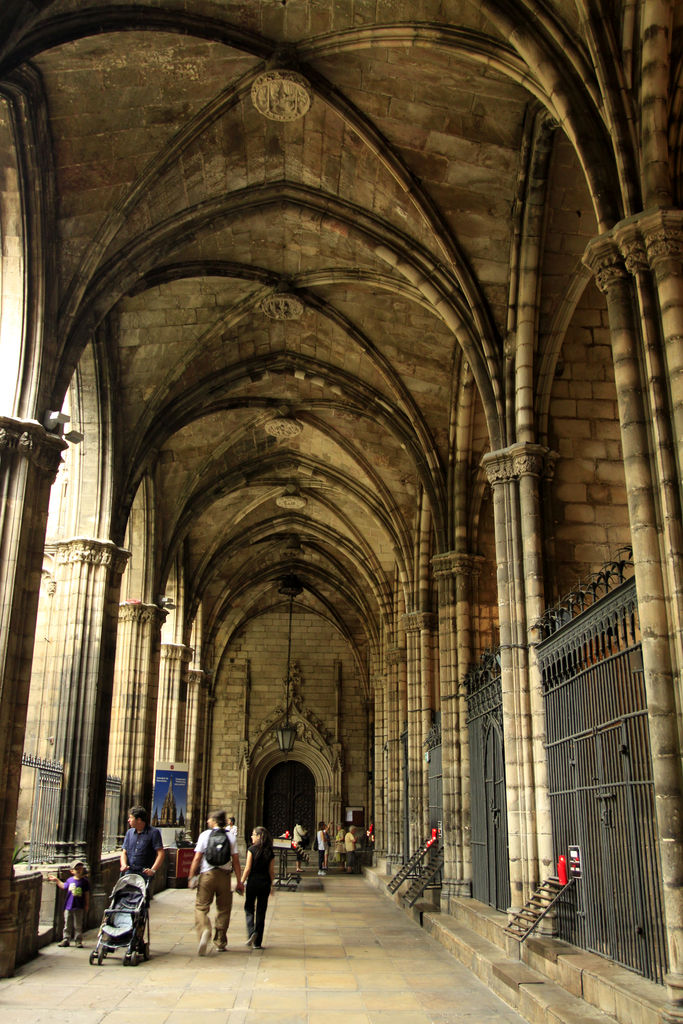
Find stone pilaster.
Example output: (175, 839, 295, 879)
(372, 676, 386, 857)
(432, 552, 481, 902)
(0, 418, 65, 977)
(50, 538, 130, 864)
(400, 611, 436, 851)
(385, 645, 404, 868)
(184, 668, 204, 824)
(584, 234, 683, 1016)
(155, 643, 193, 763)
(108, 601, 166, 823)
(481, 444, 555, 910)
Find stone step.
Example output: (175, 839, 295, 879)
(422, 911, 617, 1024)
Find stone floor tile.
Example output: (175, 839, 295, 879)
(3, 872, 527, 1024)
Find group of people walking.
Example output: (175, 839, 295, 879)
(188, 810, 275, 953)
(52, 805, 368, 957)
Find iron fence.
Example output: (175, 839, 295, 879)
(103, 774, 122, 852)
(465, 650, 510, 911)
(21, 753, 63, 865)
(538, 569, 668, 984)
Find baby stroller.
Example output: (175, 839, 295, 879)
(89, 872, 150, 966)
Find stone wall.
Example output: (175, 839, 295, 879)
(549, 279, 630, 596)
(210, 607, 368, 818)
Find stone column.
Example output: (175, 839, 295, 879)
(385, 646, 403, 869)
(584, 235, 683, 1020)
(400, 611, 436, 852)
(481, 445, 554, 909)
(372, 677, 386, 857)
(615, 214, 683, 653)
(108, 602, 165, 820)
(50, 537, 130, 864)
(432, 552, 479, 904)
(0, 418, 64, 977)
(184, 668, 204, 824)
(155, 643, 193, 763)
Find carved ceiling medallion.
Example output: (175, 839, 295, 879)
(251, 69, 312, 121)
(264, 416, 303, 439)
(259, 292, 304, 320)
(276, 490, 307, 509)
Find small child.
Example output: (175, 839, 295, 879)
(48, 861, 90, 948)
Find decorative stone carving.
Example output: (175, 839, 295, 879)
(41, 570, 57, 597)
(265, 416, 303, 438)
(0, 416, 66, 481)
(160, 643, 194, 664)
(276, 489, 307, 509)
(432, 552, 481, 579)
(401, 611, 437, 633)
(386, 646, 405, 666)
(118, 601, 163, 625)
(259, 292, 304, 320)
(251, 69, 312, 121)
(482, 444, 552, 485)
(620, 237, 649, 276)
(56, 538, 130, 576)
(644, 227, 683, 266)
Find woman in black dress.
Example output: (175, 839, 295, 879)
(241, 825, 275, 949)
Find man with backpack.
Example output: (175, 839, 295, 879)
(187, 810, 243, 954)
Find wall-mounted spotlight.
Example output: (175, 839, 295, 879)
(43, 410, 70, 431)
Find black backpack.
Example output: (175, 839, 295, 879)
(204, 828, 231, 866)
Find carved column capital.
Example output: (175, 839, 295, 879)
(482, 443, 553, 485)
(160, 643, 194, 664)
(431, 551, 483, 579)
(400, 610, 437, 633)
(386, 646, 405, 666)
(118, 601, 165, 626)
(56, 537, 130, 576)
(583, 235, 628, 294)
(0, 416, 66, 482)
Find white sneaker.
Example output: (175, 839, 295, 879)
(245, 932, 255, 947)
(198, 928, 211, 956)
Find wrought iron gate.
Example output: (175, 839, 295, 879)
(426, 713, 442, 839)
(22, 753, 63, 865)
(537, 558, 668, 983)
(400, 725, 409, 860)
(465, 652, 510, 911)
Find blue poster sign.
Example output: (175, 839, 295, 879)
(152, 761, 188, 832)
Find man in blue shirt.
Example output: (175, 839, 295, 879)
(120, 806, 165, 878)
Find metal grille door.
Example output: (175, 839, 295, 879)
(465, 652, 510, 911)
(539, 573, 668, 983)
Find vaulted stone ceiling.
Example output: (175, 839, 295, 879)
(1, 1, 622, 682)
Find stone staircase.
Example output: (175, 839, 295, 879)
(366, 863, 668, 1024)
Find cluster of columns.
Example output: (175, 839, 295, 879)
(584, 212, 683, 1020)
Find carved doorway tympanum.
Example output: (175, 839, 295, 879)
(263, 760, 315, 838)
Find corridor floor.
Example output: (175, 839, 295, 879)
(1, 870, 527, 1024)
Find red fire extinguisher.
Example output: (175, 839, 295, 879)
(557, 854, 568, 885)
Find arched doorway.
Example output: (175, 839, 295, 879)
(262, 760, 315, 839)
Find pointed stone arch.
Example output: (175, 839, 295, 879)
(244, 672, 343, 835)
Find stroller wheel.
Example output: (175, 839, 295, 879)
(142, 942, 150, 961)
(89, 950, 97, 965)
(97, 947, 105, 965)
(130, 951, 139, 966)
(123, 953, 130, 966)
